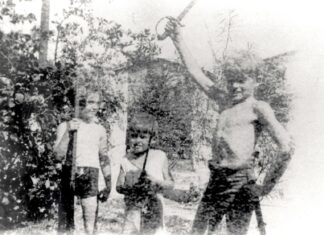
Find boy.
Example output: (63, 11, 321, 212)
(54, 89, 111, 234)
(165, 18, 294, 234)
(116, 113, 174, 235)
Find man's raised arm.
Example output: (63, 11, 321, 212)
(165, 18, 216, 99)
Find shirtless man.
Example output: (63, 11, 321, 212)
(54, 90, 111, 234)
(165, 18, 294, 234)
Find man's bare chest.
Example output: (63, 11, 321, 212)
(220, 105, 257, 130)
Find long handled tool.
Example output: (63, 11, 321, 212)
(58, 78, 80, 234)
(255, 199, 266, 235)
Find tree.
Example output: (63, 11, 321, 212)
(39, 0, 50, 66)
(0, 1, 40, 226)
(127, 59, 200, 166)
(0, 0, 162, 227)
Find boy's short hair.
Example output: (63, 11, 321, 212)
(78, 87, 103, 108)
(127, 113, 158, 137)
(222, 51, 261, 82)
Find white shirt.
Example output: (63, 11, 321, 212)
(54, 120, 107, 168)
(120, 149, 167, 181)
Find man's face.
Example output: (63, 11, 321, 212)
(81, 93, 100, 120)
(129, 131, 151, 155)
(227, 76, 255, 104)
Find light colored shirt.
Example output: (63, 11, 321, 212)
(54, 120, 107, 168)
(54, 120, 108, 190)
(120, 149, 167, 181)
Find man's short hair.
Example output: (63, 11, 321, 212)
(222, 51, 261, 82)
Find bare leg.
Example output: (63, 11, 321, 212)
(191, 200, 210, 235)
(81, 196, 98, 235)
(123, 208, 141, 235)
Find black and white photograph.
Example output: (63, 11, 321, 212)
(0, 0, 323, 234)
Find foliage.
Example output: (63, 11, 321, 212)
(0, 0, 160, 227)
(256, 52, 293, 123)
(128, 60, 195, 160)
(0, 0, 293, 229)
(0, 1, 43, 227)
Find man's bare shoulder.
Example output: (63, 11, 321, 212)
(218, 97, 266, 121)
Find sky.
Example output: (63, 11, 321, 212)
(3, 0, 324, 234)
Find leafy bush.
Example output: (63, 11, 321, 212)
(127, 59, 196, 162)
(0, 0, 160, 227)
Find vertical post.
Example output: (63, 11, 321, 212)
(58, 76, 79, 234)
(39, 0, 50, 67)
(70, 78, 79, 189)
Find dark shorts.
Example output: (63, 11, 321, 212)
(74, 167, 99, 199)
(192, 165, 258, 234)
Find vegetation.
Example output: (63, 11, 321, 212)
(0, 0, 158, 227)
(0, 0, 293, 232)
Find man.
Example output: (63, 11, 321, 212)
(54, 89, 111, 234)
(165, 18, 294, 234)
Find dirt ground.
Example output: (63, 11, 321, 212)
(3, 161, 206, 235)
(3, 161, 265, 235)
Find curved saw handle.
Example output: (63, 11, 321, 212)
(157, 0, 198, 41)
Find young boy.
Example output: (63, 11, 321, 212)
(116, 113, 174, 235)
(164, 18, 294, 234)
(54, 89, 111, 235)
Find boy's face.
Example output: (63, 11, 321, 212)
(227, 76, 255, 104)
(129, 131, 151, 155)
(80, 93, 100, 121)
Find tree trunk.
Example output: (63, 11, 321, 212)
(39, 0, 50, 67)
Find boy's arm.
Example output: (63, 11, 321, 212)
(254, 101, 293, 153)
(253, 101, 294, 196)
(53, 119, 81, 161)
(98, 127, 111, 190)
(116, 167, 127, 194)
(162, 165, 200, 203)
(161, 156, 175, 190)
(165, 18, 217, 100)
(53, 122, 69, 161)
(147, 154, 174, 190)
